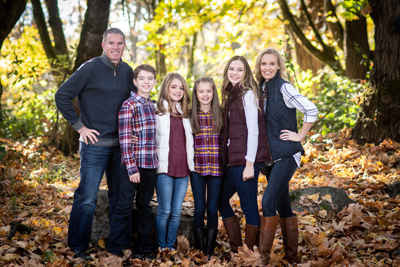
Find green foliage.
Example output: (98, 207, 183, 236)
(292, 66, 366, 136)
(340, 0, 369, 20)
(142, 0, 283, 78)
(0, 26, 59, 140)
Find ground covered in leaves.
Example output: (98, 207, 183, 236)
(1, 129, 400, 266)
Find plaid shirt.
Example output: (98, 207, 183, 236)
(119, 92, 158, 175)
(193, 110, 223, 176)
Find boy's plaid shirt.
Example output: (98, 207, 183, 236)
(119, 92, 158, 175)
(194, 109, 223, 176)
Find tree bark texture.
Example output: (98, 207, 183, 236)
(59, 0, 111, 155)
(345, 16, 371, 80)
(351, 0, 400, 144)
(290, 0, 326, 75)
(73, 0, 111, 71)
(32, 0, 57, 60)
(278, 0, 343, 73)
(0, 0, 28, 50)
(44, 0, 68, 57)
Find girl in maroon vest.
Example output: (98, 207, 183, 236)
(219, 56, 271, 253)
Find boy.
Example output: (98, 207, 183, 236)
(107, 64, 158, 260)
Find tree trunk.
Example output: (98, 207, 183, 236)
(44, 0, 68, 57)
(345, 16, 371, 80)
(188, 32, 198, 78)
(278, 0, 343, 73)
(0, 0, 28, 50)
(73, 0, 111, 71)
(59, 0, 111, 156)
(351, 0, 400, 144)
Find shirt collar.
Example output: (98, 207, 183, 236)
(131, 91, 151, 103)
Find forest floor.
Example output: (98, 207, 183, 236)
(1, 129, 400, 266)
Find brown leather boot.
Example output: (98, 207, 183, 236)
(245, 224, 259, 251)
(280, 215, 299, 264)
(223, 216, 242, 252)
(259, 215, 279, 265)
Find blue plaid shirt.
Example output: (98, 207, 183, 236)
(119, 91, 158, 175)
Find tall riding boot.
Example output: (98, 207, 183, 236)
(280, 215, 299, 264)
(223, 216, 242, 252)
(193, 228, 205, 252)
(259, 215, 279, 265)
(205, 228, 218, 257)
(245, 224, 259, 251)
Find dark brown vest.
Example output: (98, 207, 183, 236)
(222, 84, 271, 166)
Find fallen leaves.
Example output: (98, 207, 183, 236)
(0, 131, 400, 266)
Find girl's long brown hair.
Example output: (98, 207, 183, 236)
(156, 72, 191, 118)
(190, 77, 223, 134)
(221, 56, 260, 109)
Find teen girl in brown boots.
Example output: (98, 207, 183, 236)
(219, 56, 271, 253)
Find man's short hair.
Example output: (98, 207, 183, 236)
(103, 28, 125, 43)
(133, 64, 157, 80)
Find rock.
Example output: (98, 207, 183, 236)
(290, 186, 356, 212)
(91, 189, 109, 245)
(90, 189, 194, 247)
(383, 182, 400, 198)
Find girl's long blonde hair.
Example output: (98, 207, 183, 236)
(190, 77, 223, 134)
(156, 72, 191, 118)
(221, 56, 260, 108)
(254, 48, 288, 83)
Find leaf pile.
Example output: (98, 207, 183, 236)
(1, 130, 399, 266)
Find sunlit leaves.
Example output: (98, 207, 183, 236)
(1, 132, 400, 265)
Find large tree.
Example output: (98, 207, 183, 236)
(351, 0, 400, 144)
(278, 0, 372, 79)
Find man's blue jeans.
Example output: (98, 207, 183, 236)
(219, 163, 263, 226)
(68, 142, 122, 251)
(155, 174, 188, 249)
(107, 165, 157, 255)
(190, 172, 222, 230)
(262, 156, 297, 218)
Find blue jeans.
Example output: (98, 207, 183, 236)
(262, 156, 297, 218)
(190, 172, 222, 230)
(219, 163, 263, 226)
(68, 142, 122, 250)
(107, 165, 157, 255)
(155, 174, 188, 249)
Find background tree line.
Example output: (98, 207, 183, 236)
(1, 0, 399, 156)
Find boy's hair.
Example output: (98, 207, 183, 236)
(254, 48, 288, 83)
(103, 28, 125, 43)
(221, 55, 260, 109)
(133, 64, 156, 80)
(191, 77, 223, 134)
(156, 72, 191, 118)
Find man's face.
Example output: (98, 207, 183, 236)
(101, 33, 125, 65)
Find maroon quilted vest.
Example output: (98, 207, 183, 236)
(222, 83, 271, 166)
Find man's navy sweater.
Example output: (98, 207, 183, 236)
(55, 54, 134, 146)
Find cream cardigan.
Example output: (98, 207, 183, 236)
(156, 100, 194, 174)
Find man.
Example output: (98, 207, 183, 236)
(55, 28, 134, 261)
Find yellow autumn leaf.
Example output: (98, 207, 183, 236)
(322, 194, 332, 203)
(308, 193, 320, 203)
(98, 238, 106, 249)
(53, 227, 62, 235)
